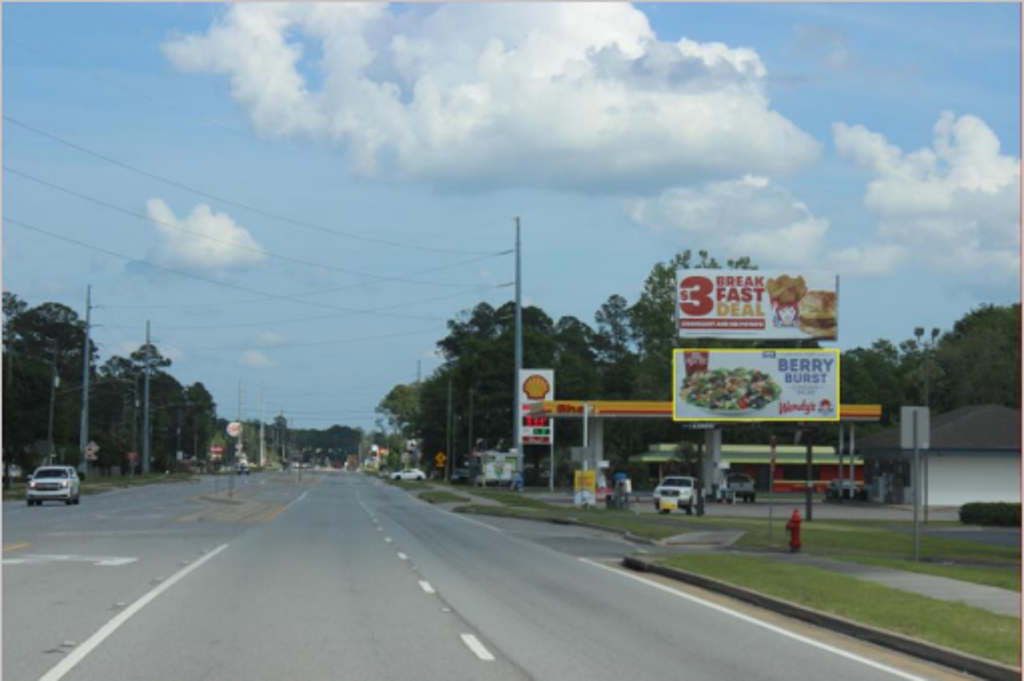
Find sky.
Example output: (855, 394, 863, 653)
(3, 3, 1020, 432)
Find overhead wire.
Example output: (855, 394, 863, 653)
(4, 166, 505, 292)
(4, 115, 496, 256)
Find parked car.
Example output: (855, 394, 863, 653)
(652, 476, 696, 515)
(825, 479, 863, 500)
(237, 461, 250, 476)
(449, 468, 470, 484)
(725, 473, 756, 503)
(25, 466, 81, 506)
(391, 468, 426, 482)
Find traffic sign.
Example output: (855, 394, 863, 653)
(435, 452, 447, 469)
(127, 452, 139, 461)
(84, 441, 100, 461)
(227, 422, 242, 438)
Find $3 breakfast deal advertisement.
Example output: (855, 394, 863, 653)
(673, 349, 840, 422)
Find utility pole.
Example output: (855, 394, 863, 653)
(47, 340, 59, 465)
(78, 285, 92, 475)
(446, 379, 453, 480)
(513, 216, 523, 475)
(259, 382, 265, 468)
(142, 321, 152, 474)
(237, 381, 243, 466)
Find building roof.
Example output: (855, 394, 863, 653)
(858, 404, 1021, 453)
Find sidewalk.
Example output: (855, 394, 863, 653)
(734, 550, 1021, 619)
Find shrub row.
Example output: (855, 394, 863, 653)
(959, 502, 1021, 527)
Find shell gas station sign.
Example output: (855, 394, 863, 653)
(518, 369, 554, 445)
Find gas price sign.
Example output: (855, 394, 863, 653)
(519, 369, 555, 445)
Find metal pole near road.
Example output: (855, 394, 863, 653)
(513, 217, 522, 475)
(142, 321, 151, 474)
(78, 285, 92, 476)
(768, 436, 776, 546)
(804, 429, 813, 522)
(445, 379, 453, 481)
(47, 340, 59, 465)
(913, 410, 920, 562)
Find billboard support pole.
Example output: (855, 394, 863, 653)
(805, 428, 813, 522)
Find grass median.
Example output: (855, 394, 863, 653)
(456, 504, 689, 542)
(655, 553, 1022, 667)
(3, 472, 199, 500)
(420, 491, 472, 504)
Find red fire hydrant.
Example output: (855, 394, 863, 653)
(785, 509, 802, 553)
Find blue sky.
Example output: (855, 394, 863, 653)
(3, 3, 1020, 431)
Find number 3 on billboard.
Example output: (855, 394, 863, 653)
(679, 276, 713, 315)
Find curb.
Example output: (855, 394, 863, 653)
(623, 556, 1021, 681)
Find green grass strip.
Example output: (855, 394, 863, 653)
(462, 488, 553, 509)
(658, 554, 1021, 667)
(420, 491, 471, 504)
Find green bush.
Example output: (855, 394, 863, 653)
(959, 502, 1021, 527)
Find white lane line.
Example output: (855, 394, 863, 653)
(418, 580, 436, 594)
(578, 559, 930, 681)
(460, 634, 495, 661)
(287, 491, 309, 508)
(397, 553, 409, 561)
(443, 510, 503, 533)
(39, 544, 230, 681)
(384, 537, 393, 544)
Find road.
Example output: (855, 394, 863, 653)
(3, 472, 973, 681)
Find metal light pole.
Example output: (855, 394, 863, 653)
(142, 321, 152, 474)
(47, 340, 59, 465)
(78, 285, 92, 475)
(914, 327, 939, 524)
(259, 382, 266, 468)
(513, 217, 523, 476)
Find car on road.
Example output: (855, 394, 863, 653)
(391, 468, 426, 481)
(25, 466, 81, 506)
(237, 461, 250, 475)
(652, 476, 696, 515)
(725, 473, 756, 503)
(449, 468, 470, 484)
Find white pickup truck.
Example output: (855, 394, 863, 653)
(652, 476, 696, 515)
(725, 473, 756, 503)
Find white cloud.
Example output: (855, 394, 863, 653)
(834, 112, 1020, 287)
(256, 331, 289, 347)
(239, 350, 275, 368)
(145, 199, 267, 272)
(626, 175, 907, 277)
(162, 3, 819, 191)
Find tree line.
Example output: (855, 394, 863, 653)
(3, 292, 217, 475)
(374, 251, 1021, 483)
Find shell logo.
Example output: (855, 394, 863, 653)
(522, 375, 551, 400)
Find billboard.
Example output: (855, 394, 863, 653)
(677, 270, 838, 340)
(518, 369, 555, 445)
(673, 349, 840, 422)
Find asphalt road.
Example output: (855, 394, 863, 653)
(3, 472, 974, 681)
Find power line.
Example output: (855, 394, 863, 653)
(4, 216, 455, 323)
(5, 166, 503, 291)
(5, 115, 495, 256)
(186, 326, 445, 352)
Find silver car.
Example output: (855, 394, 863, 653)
(26, 466, 81, 506)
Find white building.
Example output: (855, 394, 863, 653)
(858, 404, 1021, 507)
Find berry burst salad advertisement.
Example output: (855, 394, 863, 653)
(673, 350, 840, 422)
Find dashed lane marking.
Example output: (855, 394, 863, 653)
(418, 581, 436, 594)
(461, 634, 495, 661)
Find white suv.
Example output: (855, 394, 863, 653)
(26, 466, 81, 506)
(652, 476, 696, 515)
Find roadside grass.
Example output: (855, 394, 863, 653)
(387, 480, 433, 490)
(463, 488, 553, 509)
(656, 554, 1022, 667)
(456, 504, 688, 541)
(695, 517, 1020, 564)
(837, 554, 1022, 592)
(420, 491, 472, 504)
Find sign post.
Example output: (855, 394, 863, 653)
(518, 369, 555, 491)
(768, 437, 776, 546)
(901, 406, 930, 562)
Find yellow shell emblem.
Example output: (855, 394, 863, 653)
(523, 375, 551, 400)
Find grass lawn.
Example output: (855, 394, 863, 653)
(695, 517, 1020, 564)
(463, 488, 554, 509)
(386, 480, 433, 490)
(420, 491, 472, 504)
(657, 554, 1022, 667)
(3, 473, 199, 500)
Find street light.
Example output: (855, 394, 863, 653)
(913, 326, 940, 523)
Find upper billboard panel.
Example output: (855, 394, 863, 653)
(676, 270, 838, 340)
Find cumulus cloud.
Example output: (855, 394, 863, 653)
(626, 175, 908, 276)
(239, 350, 275, 368)
(834, 112, 1020, 286)
(146, 199, 267, 272)
(162, 3, 819, 191)
(256, 331, 289, 347)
